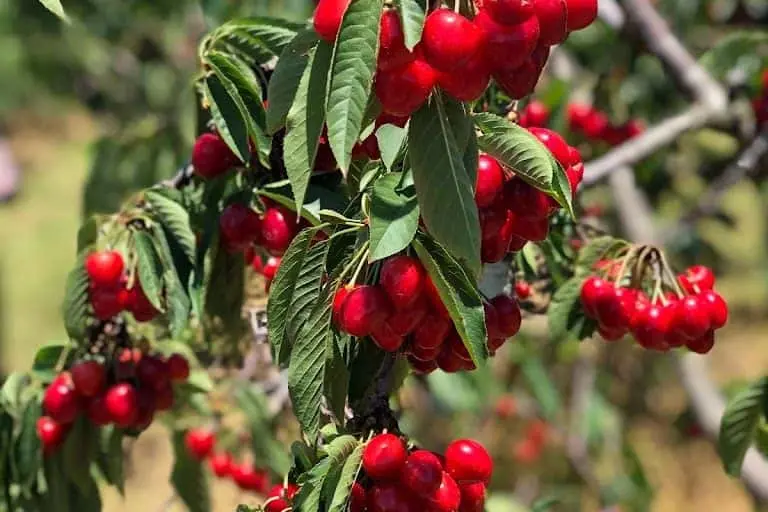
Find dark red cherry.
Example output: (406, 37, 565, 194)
(474, 155, 505, 208)
(566, 0, 598, 30)
(220, 204, 263, 253)
(424, 275, 451, 319)
(375, 59, 437, 117)
(483, 0, 535, 25)
(492, 58, 540, 99)
(313, 0, 352, 42)
(483, 302, 502, 340)
(504, 178, 551, 219)
(598, 325, 625, 342)
(378, 9, 413, 71)
(421, 9, 484, 73)
(409, 355, 439, 374)
(413, 313, 452, 350)
(349, 482, 367, 512)
(459, 482, 487, 512)
(389, 296, 429, 336)
(371, 321, 405, 352)
(338, 285, 393, 337)
(475, 10, 540, 72)
(192, 133, 239, 179)
(261, 206, 298, 256)
(436, 345, 467, 373)
(533, 0, 568, 45)
(438, 56, 492, 102)
(367, 484, 419, 512)
(687, 330, 715, 354)
(401, 450, 443, 495)
(379, 255, 425, 310)
(509, 215, 549, 242)
(70, 360, 106, 398)
(430, 472, 462, 511)
(489, 294, 521, 338)
(362, 433, 407, 480)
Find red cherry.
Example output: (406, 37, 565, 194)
(475, 10, 540, 72)
(566, 0, 597, 30)
(37, 416, 67, 455)
(459, 482, 487, 512)
(527, 127, 571, 167)
(424, 276, 451, 319)
(430, 472, 462, 511)
(515, 281, 531, 298)
(86, 394, 111, 426)
(474, 155, 505, 208)
(630, 303, 671, 351)
(679, 265, 715, 293)
(483, 302, 502, 340)
(43, 380, 80, 424)
(401, 449, 443, 495)
(362, 433, 407, 481)
(350, 482, 367, 512)
(594, 287, 633, 331)
(438, 56, 492, 102)
(389, 296, 429, 336)
(264, 483, 293, 512)
(582, 110, 609, 140)
(409, 355, 439, 374)
(504, 178, 551, 219)
(105, 383, 139, 428)
(483, 0, 535, 25)
(339, 285, 393, 337)
(91, 286, 123, 320)
(167, 354, 190, 382)
(371, 321, 405, 352)
(332, 285, 354, 326)
(671, 296, 711, 340)
(687, 330, 715, 354)
(522, 100, 550, 127)
(493, 57, 540, 99)
(412, 314, 451, 350)
(436, 345, 467, 373)
(379, 255, 425, 310)
(313, 0, 352, 42)
(445, 439, 493, 483)
(154, 382, 175, 412)
(580, 276, 610, 318)
(375, 58, 437, 116)
(232, 463, 269, 492)
(447, 332, 474, 365)
(566, 103, 592, 131)
(263, 256, 281, 281)
(85, 251, 125, 288)
(367, 483, 418, 512)
(378, 9, 413, 71)
(598, 325, 625, 342)
(192, 133, 238, 179)
(219, 204, 263, 253)
(533, 0, 568, 45)
(513, 438, 541, 463)
(70, 360, 106, 398)
(481, 227, 509, 264)
(135, 355, 169, 392)
(261, 207, 298, 256)
(124, 279, 158, 322)
(132, 387, 156, 431)
(421, 9, 484, 73)
(490, 295, 521, 338)
(210, 452, 233, 478)
(409, 340, 442, 362)
(184, 428, 216, 461)
(700, 290, 728, 329)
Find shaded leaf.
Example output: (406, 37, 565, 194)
(96, 427, 125, 494)
(62, 253, 90, 341)
(14, 400, 42, 490)
(38, 0, 70, 22)
(548, 276, 588, 342)
(145, 190, 196, 265)
(133, 230, 166, 312)
(327, 441, 364, 512)
(396, 0, 427, 50)
(369, 172, 419, 261)
(211, 17, 306, 61)
(62, 417, 97, 495)
(376, 124, 407, 171)
(718, 377, 768, 476)
(202, 72, 250, 163)
(171, 431, 211, 512)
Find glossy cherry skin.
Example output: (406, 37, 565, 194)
(566, 0, 598, 30)
(367, 484, 419, 512)
(37, 416, 67, 455)
(533, 0, 568, 45)
(371, 321, 406, 352)
(313, 0, 352, 42)
(687, 329, 715, 354)
(504, 178, 551, 219)
(459, 482, 487, 512)
(185, 429, 216, 460)
(438, 56, 492, 102)
(261, 207, 298, 256)
(699, 290, 728, 329)
(86, 394, 112, 426)
(475, 10, 540, 72)
(389, 296, 429, 336)
(264, 483, 299, 512)
(136, 355, 170, 391)
(105, 383, 139, 428)
(413, 314, 452, 350)
(595, 287, 635, 331)
(339, 285, 393, 337)
(375, 59, 437, 116)
(527, 127, 571, 167)
(262, 256, 281, 281)
(430, 472, 462, 511)
(522, 100, 550, 127)
(670, 295, 711, 340)
(332, 285, 354, 326)
(378, 9, 413, 71)
(490, 295, 521, 338)
(220, 204, 263, 253)
(167, 353, 190, 382)
(678, 265, 715, 293)
(209, 452, 233, 478)
(70, 360, 106, 398)
(85, 251, 125, 288)
(630, 303, 671, 351)
(484, 0, 535, 25)
(43, 379, 80, 424)
(192, 133, 238, 179)
(474, 155, 505, 208)
(349, 482, 367, 512)
(362, 433, 408, 480)
(424, 275, 451, 319)
(445, 439, 493, 483)
(421, 9, 485, 73)
(580, 276, 610, 319)
(515, 281, 532, 299)
(379, 255, 425, 309)
(492, 58, 540, 99)
(401, 450, 444, 495)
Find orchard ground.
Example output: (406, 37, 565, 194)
(1, 110, 768, 510)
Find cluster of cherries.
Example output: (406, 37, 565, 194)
(475, 126, 584, 263)
(183, 428, 277, 496)
(332, 254, 522, 373)
(580, 264, 728, 354)
(314, 0, 598, 117)
(218, 200, 305, 256)
(36, 351, 190, 454)
(85, 250, 159, 322)
(344, 433, 492, 512)
(752, 69, 768, 128)
(567, 103, 644, 146)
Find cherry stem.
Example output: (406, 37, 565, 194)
(349, 242, 371, 286)
(658, 249, 686, 297)
(614, 246, 638, 289)
(337, 241, 370, 285)
(453, 0, 461, 14)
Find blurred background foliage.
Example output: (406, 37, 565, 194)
(1, 0, 768, 510)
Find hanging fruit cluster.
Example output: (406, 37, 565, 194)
(579, 245, 729, 354)
(567, 103, 645, 145)
(38, 351, 190, 454)
(752, 69, 768, 128)
(86, 250, 160, 322)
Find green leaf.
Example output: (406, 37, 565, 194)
(327, 440, 364, 511)
(202, 72, 250, 164)
(369, 172, 419, 261)
(412, 234, 487, 364)
(42, 455, 71, 512)
(14, 400, 42, 490)
(234, 387, 292, 475)
(32, 344, 69, 375)
(718, 377, 768, 476)
(396, 0, 427, 50)
(292, 458, 332, 511)
(550, 162, 574, 218)
(348, 341, 387, 404)
(444, 96, 473, 155)
(76, 217, 99, 253)
(37, 0, 70, 22)
(267, 29, 319, 134)
(575, 236, 627, 274)
(62, 417, 97, 495)
(133, 230, 165, 312)
(204, 241, 246, 334)
(171, 431, 211, 512)
(211, 17, 306, 60)
(548, 276, 587, 343)
(531, 496, 561, 512)
(95, 427, 124, 494)
(699, 31, 768, 79)
(324, 333, 351, 424)
(376, 124, 407, 171)
(326, 0, 384, 171)
(62, 253, 90, 341)
(152, 227, 192, 337)
(268, 228, 328, 366)
(284, 41, 334, 212)
(144, 190, 196, 265)
(474, 112, 567, 208)
(521, 357, 561, 420)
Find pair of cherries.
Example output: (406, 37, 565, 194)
(86, 250, 159, 322)
(219, 202, 302, 256)
(567, 103, 645, 146)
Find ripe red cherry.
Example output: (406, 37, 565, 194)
(401, 449, 443, 495)
(349, 482, 367, 512)
(566, 0, 598, 30)
(378, 9, 413, 71)
(413, 313, 452, 350)
(261, 207, 298, 256)
(154, 382, 174, 412)
(232, 463, 268, 492)
(582, 109, 609, 140)
(43, 379, 80, 424)
(679, 265, 715, 293)
(436, 345, 467, 372)
(483, 0, 535, 25)
(362, 433, 407, 480)
(185, 428, 216, 460)
(136, 355, 170, 391)
(492, 58, 540, 99)
(219, 204, 263, 253)
(332, 285, 355, 326)
(367, 483, 418, 512)
(699, 290, 728, 329)
(474, 10, 540, 72)
(459, 482, 487, 512)
(132, 387, 156, 431)
(687, 330, 715, 354)
(490, 294, 522, 338)
(371, 321, 405, 352)
(90, 286, 123, 320)
(86, 394, 112, 426)
(630, 303, 671, 351)
(527, 127, 571, 167)
(483, 302, 502, 340)
(438, 56, 492, 102)
(339, 285, 393, 337)
(445, 439, 493, 483)
(504, 178, 551, 219)
(85, 251, 124, 288)
(430, 472, 462, 511)
(70, 360, 106, 398)
(523, 100, 550, 127)
(105, 383, 139, 428)
(264, 484, 293, 512)
(379, 255, 425, 310)
(594, 287, 632, 331)
(375, 59, 437, 117)
(421, 9, 484, 73)
(37, 416, 67, 454)
(263, 256, 281, 281)
(167, 353, 190, 382)
(474, 155, 505, 208)
(389, 296, 429, 336)
(192, 133, 238, 179)
(209, 452, 233, 478)
(313, 0, 351, 42)
(424, 276, 451, 319)
(533, 0, 568, 45)
(409, 355, 439, 374)
(515, 281, 531, 299)
(580, 276, 610, 318)
(598, 325, 625, 342)
(671, 296, 711, 340)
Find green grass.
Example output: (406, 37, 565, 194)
(0, 130, 90, 372)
